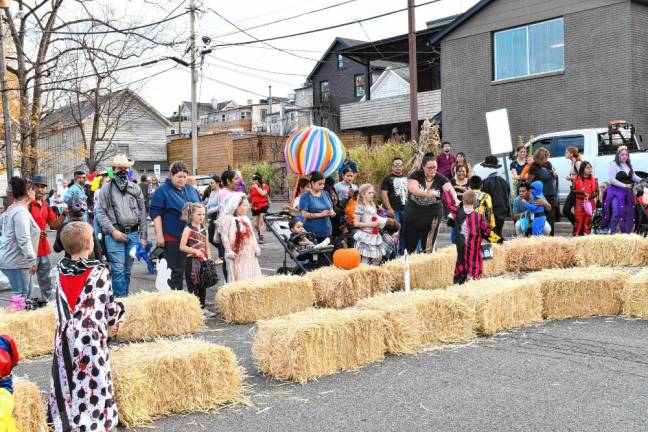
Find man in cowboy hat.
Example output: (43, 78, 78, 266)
(95, 154, 147, 297)
(29, 174, 64, 304)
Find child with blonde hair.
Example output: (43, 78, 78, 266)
(353, 184, 390, 264)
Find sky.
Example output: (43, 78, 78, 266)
(118, 0, 481, 117)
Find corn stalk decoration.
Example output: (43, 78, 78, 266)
(407, 119, 441, 174)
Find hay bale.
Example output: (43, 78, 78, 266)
(356, 290, 475, 354)
(112, 339, 243, 428)
(504, 237, 575, 273)
(13, 378, 48, 432)
(306, 264, 391, 309)
(253, 308, 385, 383)
(383, 251, 455, 291)
(446, 278, 543, 335)
(572, 234, 648, 267)
(217, 275, 314, 323)
(533, 267, 629, 319)
(620, 270, 648, 319)
(117, 290, 205, 341)
(482, 243, 508, 277)
(0, 307, 55, 358)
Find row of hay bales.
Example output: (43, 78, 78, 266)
(252, 266, 648, 383)
(218, 235, 648, 325)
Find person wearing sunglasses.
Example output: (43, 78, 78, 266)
(380, 157, 407, 253)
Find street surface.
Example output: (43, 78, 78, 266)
(7, 209, 648, 431)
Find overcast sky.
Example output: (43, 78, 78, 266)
(124, 0, 480, 116)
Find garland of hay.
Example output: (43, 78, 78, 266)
(356, 290, 475, 354)
(620, 270, 648, 319)
(111, 339, 244, 428)
(446, 277, 543, 335)
(13, 378, 48, 432)
(253, 308, 385, 383)
(217, 275, 315, 323)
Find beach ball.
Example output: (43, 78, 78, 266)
(333, 248, 361, 270)
(285, 126, 345, 178)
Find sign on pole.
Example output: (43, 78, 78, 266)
(485, 108, 513, 156)
(153, 164, 161, 177)
(55, 174, 63, 186)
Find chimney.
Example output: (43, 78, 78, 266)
(211, 98, 218, 110)
(247, 99, 253, 105)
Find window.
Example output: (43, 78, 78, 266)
(494, 17, 564, 81)
(337, 51, 344, 69)
(320, 80, 330, 103)
(241, 112, 246, 119)
(221, 114, 226, 122)
(117, 144, 129, 157)
(261, 109, 267, 121)
(170, 129, 176, 135)
(552, 135, 584, 156)
(354, 74, 365, 98)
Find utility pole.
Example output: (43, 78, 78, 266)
(267, 86, 272, 133)
(407, 0, 419, 142)
(0, 11, 13, 183)
(190, 0, 198, 175)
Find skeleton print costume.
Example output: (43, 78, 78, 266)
(49, 258, 125, 432)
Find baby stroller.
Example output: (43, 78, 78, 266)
(265, 213, 334, 275)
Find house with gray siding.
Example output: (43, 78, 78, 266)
(433, 0, 648, 164)
(39, 89, 171, 185)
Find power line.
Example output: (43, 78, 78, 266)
(41, 10, 189, 35)
(207, 57, 307, 76)
(209, 0, 442, 48)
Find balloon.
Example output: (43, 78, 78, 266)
(90, 176, 102, 192)
(107, 167, 114, 178)
(284, 126, 345, 178)
(87, 172, 97, 181)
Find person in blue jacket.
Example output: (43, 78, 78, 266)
(524, 181, 548, 236)
(150, 161, 200, 290)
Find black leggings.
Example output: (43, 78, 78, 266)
(403, 211, 442, 253)
(164, 241, 186, 290)
(185, 258, 206, 307)
(563, 190, 576, 226)
(546, 195, 557, 236)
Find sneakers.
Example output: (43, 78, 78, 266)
(10, 295, 26, 311)
(313, 238, 331, 249)
(203, 309, 216, 319)
(26, 298, 48, 310)
(258, 235, 264, 244)
(213, 258, 224, 266)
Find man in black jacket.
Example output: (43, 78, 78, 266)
(481, 156, 510, 241)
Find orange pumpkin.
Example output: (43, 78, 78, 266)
(333, 248, 361, 270)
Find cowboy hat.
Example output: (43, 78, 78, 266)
(32, 174, 47, 186)
(112, 154, 134, 168)
(482, 155, 502, 169)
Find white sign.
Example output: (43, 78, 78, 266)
(153, 164, 161, 177)
(55, 174, 63, 186)
(485, 108, 513, 155)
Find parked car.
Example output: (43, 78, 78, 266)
(192, 175, 212, 196)
(474, 122, 647, 203)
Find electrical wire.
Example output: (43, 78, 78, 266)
(41, 10, 189, 35)
(209, 0, 442, 48)
(207, 57, 308, 76)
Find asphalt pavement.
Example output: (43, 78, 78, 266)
(8, 211, 648, 431)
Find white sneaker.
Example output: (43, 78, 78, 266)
(203, 309, 216, 318)
(314, 238, 331, 249)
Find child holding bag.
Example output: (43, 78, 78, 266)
(572, 161, 598, 236)
(353, 184, 391, 264)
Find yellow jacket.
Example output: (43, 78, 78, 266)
(0, 388, 17, 432)
(472, 189, 501, 243)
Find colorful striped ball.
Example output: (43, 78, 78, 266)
(284, 126, 346, 178)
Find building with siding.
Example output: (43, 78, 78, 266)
(167, 99, 228, 136)
(39, 89, 172, 185)
(432, 0, 648, 163)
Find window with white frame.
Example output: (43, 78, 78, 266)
(493, 17, 564, 81)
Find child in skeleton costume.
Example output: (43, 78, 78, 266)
(49, 222, 124, 432)
(447, 190, 491, 285)
(218, 192, 262, 283)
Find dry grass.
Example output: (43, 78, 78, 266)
(111, 339, 243, 428)
(13, 378, 48, 432)
(504, 237, 575, 273)
(620, 269, 648, 319)
(383, 250, 455, 291)
(438, 243, 508, 278)
(117, 291, 205, 341)
(0, 306, 55, 358)
(533, 267, 629, 319)
(217, 275, 314, 323)
(572, 234, 648, 267)
(305, 265, 391, 309)
(356, 290, 475, 354)
(253, 308, 385, 383)
(446, 278, 543, 335)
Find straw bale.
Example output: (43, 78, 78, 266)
(217, 275, 314, 323)
(117, 291, 204, 341)
(482, 243, 508, 277)
(253, 308, 385, 383)
(356, 290, 475, 354)
(112, 339, 243, 428)
(306, 264, 391, 309)
(13, 378, 48, 432)
(504, 237, 575, 273)
(0, 306, 55, 358)
(533, 267, 629, 319)
(446, 278, 543, 335)
(572, 234, 648, 267)
(383, 251, 455, 291)
(620, 270, 648, 319)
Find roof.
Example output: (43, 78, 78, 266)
(392, 66, 410, 82)
(425, 14, 461, 29)
(428, 0, 494, 45)
(370, 60, 407, 71)
(306, 37, 367, 81)
(181, 100, 231, 114)
(41, 89, 172, 130)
